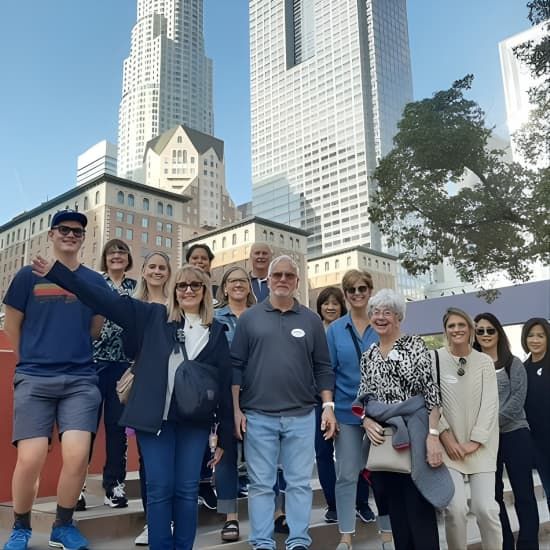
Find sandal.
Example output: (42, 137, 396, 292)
(221, 519, 240, 542)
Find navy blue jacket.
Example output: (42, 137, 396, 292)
(46, 261, 233, 449)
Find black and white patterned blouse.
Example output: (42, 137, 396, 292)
(357, 335, 440, 411)
(92, 274, 136, 363)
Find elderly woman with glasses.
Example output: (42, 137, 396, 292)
(435, 307, 501, 550)
(31, 256, 232, 550)
(355, 289, 453, 550)
(326, 270, 381, 550)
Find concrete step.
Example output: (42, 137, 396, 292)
(1, 473, 548, 548)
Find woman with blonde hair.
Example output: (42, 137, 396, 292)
(31, 257, 233, 550)
(436, 307, 502, 549)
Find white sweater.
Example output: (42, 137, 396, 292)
(434, 347, 499, 474)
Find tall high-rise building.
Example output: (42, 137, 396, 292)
(118, 0, 213, 183)
(250, 0, 413, 259)
(499, 23, 547, 166)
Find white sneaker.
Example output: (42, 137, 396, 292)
(104, 482, 128, 508)
(135, 524, 148, 546)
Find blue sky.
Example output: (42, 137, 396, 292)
(0, 1, 529, 225)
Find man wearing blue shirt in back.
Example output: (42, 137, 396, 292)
(2, 209, 107, 550)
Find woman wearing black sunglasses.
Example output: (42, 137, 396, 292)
(474, 312, 539, 550)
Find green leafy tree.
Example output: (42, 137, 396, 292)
(368, 60, 549, 288)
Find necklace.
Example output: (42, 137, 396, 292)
(184, 313, 201, 329)
(449, 352, 467, 376)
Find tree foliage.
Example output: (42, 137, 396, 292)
(368, 74, 549, 287)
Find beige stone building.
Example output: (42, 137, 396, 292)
(0, 174, 203, 300)
(144, 125, 240, 229)
(307, 246, 397, 308)
(183, 217, 310, 303)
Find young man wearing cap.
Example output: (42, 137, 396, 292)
(2, 209, 107, 550)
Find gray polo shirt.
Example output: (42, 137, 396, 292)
(497, 356, 529, 433)
(231, 298, 334, 416)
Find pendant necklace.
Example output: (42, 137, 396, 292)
(450, 352, 467, 376)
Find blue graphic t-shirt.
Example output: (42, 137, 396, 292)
(3, 264, 108, 376)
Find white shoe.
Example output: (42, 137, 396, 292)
(135, 525, 148, 546)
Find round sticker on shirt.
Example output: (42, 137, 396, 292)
(291, 328, 305, 338)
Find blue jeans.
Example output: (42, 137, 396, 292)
(215, 433, 239, 514)
(137, 421, 209, 550)
(96, 361, 128, 490)
(533, 438, 550, 513)
(245, 410, 315, 550)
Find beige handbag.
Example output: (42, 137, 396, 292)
(116, 366, 134, 404)
(366, 428, 412, 473)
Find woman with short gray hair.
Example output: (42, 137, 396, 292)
(355, 289, 452, 549)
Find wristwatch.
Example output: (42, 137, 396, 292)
(428, 428, 440, 437)
(322, 401, 335, 410)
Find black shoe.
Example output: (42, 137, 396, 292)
(75, 491, 86, 512)
(291, 547, 308, 550)
(198, 483, 217, 510)
(324, 507, 338, 523)
(104, 482, 128, 508)
(356, 502, 376, 523)
(274, 514, 289, 534)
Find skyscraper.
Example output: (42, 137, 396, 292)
(250, 0, 413, 257)
(118, 0, 213, 183)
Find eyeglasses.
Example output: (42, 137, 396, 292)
(345, 285, 370, 294)
(52, 225, 86, 238)
(226, 277, 249, 285)
(270, 271, 297, 281)
(107, 249, 129, 256)
(475, 327, 497, 336)
(371, 309, 395, 318)
(175, 282, 204, 292)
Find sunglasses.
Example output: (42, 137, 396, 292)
(345, 285, 370, 294)
(475, 327, 497, 336)
(175, 282, 204, 292)
(226, 277, 249, 285)
(270, 271, 297, 281)
(52, 225, 86, 238)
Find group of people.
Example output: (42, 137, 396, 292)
(1, 207, 548, 550)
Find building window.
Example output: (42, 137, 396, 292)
(165, 237, 172, 248)
(128, 194, 135, 207)
(166, 204, 173, 217)
(116, 211, 124, 222)
(315, 264, 319, 274)
(115, 227, 123, 238)
(177, 136, 182, 143)
(222, 236, 227, 248)
(142, 217, 149, 228)
(244, 229, 249, 241)
(212, 239, 216, 251)
(156, 235, 162, 246)
(290, 236, 293, 248)
(117, 191, 124, 204)
(232, 234, 237, 245)
(83, 196, 89, 210)
(143, 198, 150, 211)
(157, 202, 164, 215)
(325, 262, 329, 272)
(95, 191, 100, 205)
(31, 222, 35, 235)
(165, 223, 172, 233)
(126, 229, 133, 240)
(39, 218, 43, 231)
(127, 213, 134, 224)
(335, 259, 340, 269)
(141, 232, 148, 243)
(279, 234, 284, 246)
(263, 230, 267, 241)
(269, 232, 274, 242)
(156, 221, 163, 232)
(346, 256, 351, 266)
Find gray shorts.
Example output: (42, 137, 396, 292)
(12, 372, 101, 445)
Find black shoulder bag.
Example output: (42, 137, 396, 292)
(173, 330, 220, 422)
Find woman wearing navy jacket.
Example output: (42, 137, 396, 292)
(32, 256, 232, 550)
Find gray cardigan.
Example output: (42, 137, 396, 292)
(497, 356, 529, 433)
(359, 394, 454, 509)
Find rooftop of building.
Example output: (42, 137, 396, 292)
(308, 245, 397, 262)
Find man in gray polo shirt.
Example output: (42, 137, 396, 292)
(232, 255, 336, 550)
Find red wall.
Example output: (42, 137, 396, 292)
(0, 330, 138, 502)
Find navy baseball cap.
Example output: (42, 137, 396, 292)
(50, 209, 88, 228)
